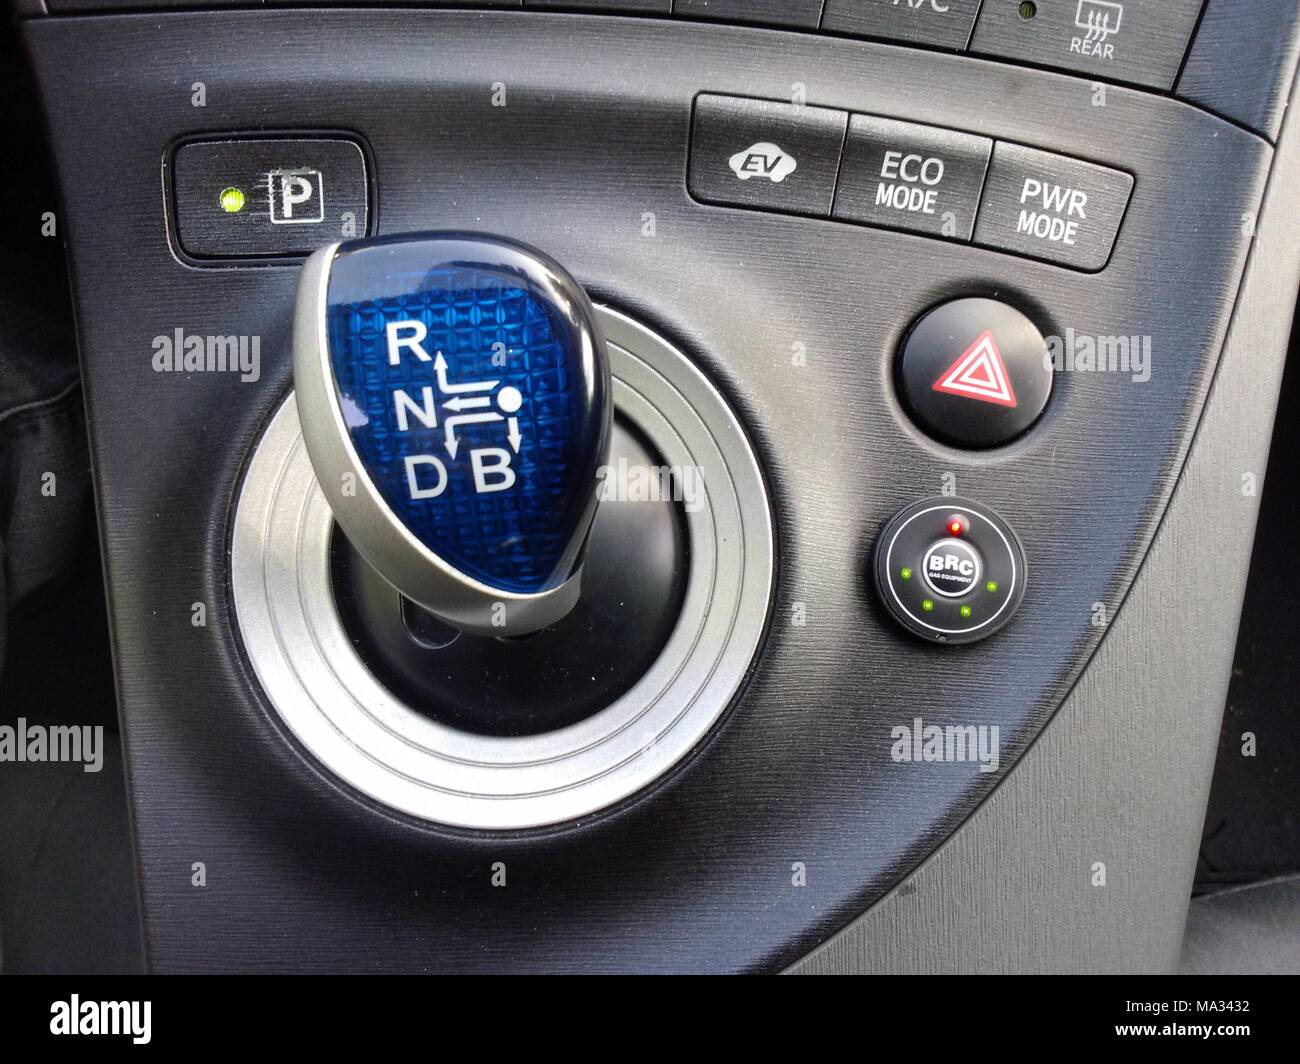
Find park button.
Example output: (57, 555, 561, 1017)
(898, 297, 1052, 449)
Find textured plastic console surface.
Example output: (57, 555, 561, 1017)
(26, 11, 1272, 972)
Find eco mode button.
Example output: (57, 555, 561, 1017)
(833, 116, 991, 240)
(973, 143, 1132, 271)
(689, 95, 849, 218)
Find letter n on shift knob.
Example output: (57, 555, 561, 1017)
(293, 232, 611, 636)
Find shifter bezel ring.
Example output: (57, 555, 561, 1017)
(230, 307, 774, 830)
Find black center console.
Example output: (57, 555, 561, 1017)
(17, 1, 1300, 972)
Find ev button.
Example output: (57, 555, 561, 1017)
(922, 537, 982, 598)
(689, 95, 848, 218)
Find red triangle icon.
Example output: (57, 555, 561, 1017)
(932, 330, 1018, 408)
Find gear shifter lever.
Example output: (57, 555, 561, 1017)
(293, 233, 611, 637)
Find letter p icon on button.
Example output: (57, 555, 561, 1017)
(269, 169, 325, 224)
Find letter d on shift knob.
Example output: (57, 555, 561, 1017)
(293, 233, 611, 636)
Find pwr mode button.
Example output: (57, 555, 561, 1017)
(973, 143, 1133, 271)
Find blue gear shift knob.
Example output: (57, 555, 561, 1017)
(294, 233, 611, 636)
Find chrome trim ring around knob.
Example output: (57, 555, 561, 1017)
(230, 308, 774, 830)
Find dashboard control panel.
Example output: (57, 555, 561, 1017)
(689, 94, 1133, 270)
(18, 0, 1292, 974)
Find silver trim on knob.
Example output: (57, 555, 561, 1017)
(232, 308, 774, 830)
(292, 241, 603, 637)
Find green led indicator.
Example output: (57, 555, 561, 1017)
(219, 186, 247, 214)
(986, 580, 999, 594)
(900, 567, 913, 581)
(921, 599, 935, 613)
(960, 605, 973, 619)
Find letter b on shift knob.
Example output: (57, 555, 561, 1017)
(293, 232, 611, 636)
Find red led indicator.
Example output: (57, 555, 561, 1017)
(947, 517, 966, 536)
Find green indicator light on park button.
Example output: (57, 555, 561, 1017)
(219, 186, 247, 213)
(960, 605, 973, 619)
(900, 567, 913, 581)
(921, 599, 935, 613)
(986, 580, 999, 594)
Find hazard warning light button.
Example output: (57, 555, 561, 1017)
(897, 297, 1052, 449)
